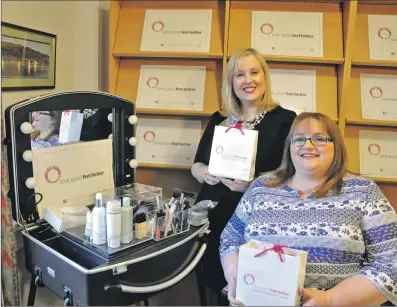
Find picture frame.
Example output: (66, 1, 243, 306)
(1, 22, 56, 91)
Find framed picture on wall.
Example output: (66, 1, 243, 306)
(1, 22, 56, 91)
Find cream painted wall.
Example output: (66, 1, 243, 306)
(2, 1, 100, 109)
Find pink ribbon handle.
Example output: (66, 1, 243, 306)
(225, 123, 245, 135)
(254, 244, 287, 262)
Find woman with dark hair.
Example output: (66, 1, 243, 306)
(31, 110, 62, 149)
(220, 112, 397, 306)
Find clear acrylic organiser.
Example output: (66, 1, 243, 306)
(153, 208, 191, 242)
(62, 210, 156, 255)
(100, 183, 163, 213)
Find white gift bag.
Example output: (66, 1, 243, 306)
(236, 240, 308, 306)
(59, 110, 84, 144)
(208, 124, 258, 181)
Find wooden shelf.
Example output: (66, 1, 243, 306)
(138, 163, 191, 170)
(114, 52, 224, 59)
(346, 67, 397, 123)
(228, 1, 343, 63)
(367, 177, 397, 184)
(115, 58, 222, 116)
(268, 62, 338, 119)
(227, 54, 344, 64)
(352, 4, 397, 65)
(352, 59, 397, 68)
(346, 118, 397, 127)
(113, 1, 225, 58)
(136, 108, 214, 117)
(344, 125, 397, 181)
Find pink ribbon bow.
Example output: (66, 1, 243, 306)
(225, 123, 245, 135)
(254, 244, 287, 262)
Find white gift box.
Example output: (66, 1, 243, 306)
(208, 124, 258, 181)
(236, 240, 308, 306)
(59, 110, 84, 144)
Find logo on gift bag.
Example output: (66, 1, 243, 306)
(152, 21, 164, 32)
(146, 77, 159, 88)
(377, 27, 392, 40)
(44, 166, 61, 184)
(260, 23, 274, 34)
(369, 86, 383, 98)
(244, 273, 255, 285)
(143, 131, 156, 142)
(368, 143, 381, 155)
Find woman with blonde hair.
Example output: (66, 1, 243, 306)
(191, 48, 296, 304)
(220, 112, 397, 306)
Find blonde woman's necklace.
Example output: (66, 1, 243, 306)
(227, 108, 267, 130)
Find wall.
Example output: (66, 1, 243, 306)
(2, 1, 100, 110)
(2, 1, 101, 305)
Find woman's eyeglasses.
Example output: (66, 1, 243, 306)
(38, 112, 52, 116)
(291, 135, 333, 146)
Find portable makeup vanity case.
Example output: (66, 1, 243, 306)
(4, 91, 209, 306)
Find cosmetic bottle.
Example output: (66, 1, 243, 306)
(120, 197, 133, 244)
(84, 205, 93, 241)
(135, 212, 147, 240)
(92, 193, 106, 245)
(106, 198, 122, 248)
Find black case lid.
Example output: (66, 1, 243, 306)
(4, 91, 136, 226)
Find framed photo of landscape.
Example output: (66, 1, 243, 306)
(1, 22, 56, 91)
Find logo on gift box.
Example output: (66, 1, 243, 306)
(260, 23, 274, 34)
(143, 131, 156, 142)
(244, 273, 255, 285)
(378, 27, 392, 40)
(44, 166, 61, 184)
(152, 21, 164, 32)
(369, 86, 383, 98)
(368, 143, 381, 155)
(146, 77, 159, 88)
(216, 145, 224, 154)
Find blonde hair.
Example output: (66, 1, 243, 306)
(265, 112, 348, 196)
(221, 48, 279, 117)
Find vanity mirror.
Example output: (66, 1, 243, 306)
(4, 91, 136, 225)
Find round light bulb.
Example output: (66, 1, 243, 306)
(128, 159, 138, 168)
(128, 137, 138, 146)
(128, 115, 138, 125)
(20, 122, 33, 134)
(25, 177, 36, 189)
(22, 150, 34, 162)
(107, 113, 113, 122)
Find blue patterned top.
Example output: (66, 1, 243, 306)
(31, 136, 60, 150)
(220, 173, 397, 304)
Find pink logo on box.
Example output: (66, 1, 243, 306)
(152, 21, 165, 32)
(45, 166, 61, 184)
(260, 23, 274, 35)
(378, 27, 392, 40)
(369, 86, 383, 99)
(143, 131, 156, 142)
(146, 77, 159, 88)
(244, 273, 255, 285)
(368, 143, 381, 155)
